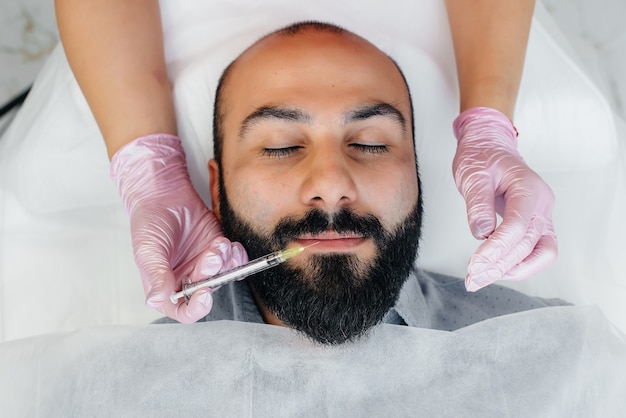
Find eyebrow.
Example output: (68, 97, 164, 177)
(238, 102, 407, 139)
(344, 103, 406, 132)
(239, 106, 312, 138)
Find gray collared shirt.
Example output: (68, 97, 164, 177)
(158, 268, 567, 331)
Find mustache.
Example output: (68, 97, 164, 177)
(272, 208, 386, 247)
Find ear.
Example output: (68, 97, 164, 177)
(208, 159, 222, 223)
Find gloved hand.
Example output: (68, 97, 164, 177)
(452, 107, 558, 292)
(110, 134, 248, 323)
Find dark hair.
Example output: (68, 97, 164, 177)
(274, 20, 348, 36)
(212, 21, 415, 164)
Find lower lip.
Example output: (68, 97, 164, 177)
(295, 237, 366, 252)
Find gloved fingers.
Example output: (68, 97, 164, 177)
(141, 236, 248, 323)
(140, 262, 212, 323)
(454, 163, 498, 239)
(464, 183, 498, 239)
(465, 214, 544, 292)
(143, 264, 214, 324)
(205, 236, 245, 271)
(185, 238, 249, 284)
(471, 188, 538, 266)
(228, 241, 248, 273)
(500, 230, 558, 282)
(202, 237, 248, 272)
(163, 208, 224, 274)
(143, 269, 177, 310)
(186, 251, 225, 284)
(483, 176, 554, 261)
(165, 289, 214, 324)
(164, 242, 248, 323)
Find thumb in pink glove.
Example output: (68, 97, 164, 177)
(452, 107, 558, 292)
(110, 134, 248, 323)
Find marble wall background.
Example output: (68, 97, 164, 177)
(0, 0, 57, 105)
(542, 0, 626, 120)
(0, 1, 624, 121)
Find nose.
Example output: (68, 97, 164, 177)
(299, 144, 358, 211)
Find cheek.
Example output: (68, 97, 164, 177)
(224, 167, 297, 232)
(357, 162, 418, 229)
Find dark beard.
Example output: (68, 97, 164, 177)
(218, 176, 422, 345)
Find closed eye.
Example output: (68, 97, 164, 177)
(350, 143, 388, 154)
(262, 146, 302, 158)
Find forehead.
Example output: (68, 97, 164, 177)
(220, 30, 412, 128)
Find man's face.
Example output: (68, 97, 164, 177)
(210, 30, 421, 344)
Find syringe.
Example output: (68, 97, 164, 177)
(170, 242, 318, 304)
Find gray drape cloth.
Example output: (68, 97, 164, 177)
(1, 305, 624, 417)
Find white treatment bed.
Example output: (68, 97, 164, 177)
(0, 0, 625, 414)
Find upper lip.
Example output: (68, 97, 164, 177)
(298, 231, 364, 240)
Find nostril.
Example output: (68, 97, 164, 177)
(301, 158, 358, 209)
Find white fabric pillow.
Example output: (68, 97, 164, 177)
(0, 0, 624, 341)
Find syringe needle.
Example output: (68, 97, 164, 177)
(279, 241, 320, 260)
(302, 241, 321, 250)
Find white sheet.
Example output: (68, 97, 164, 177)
(1, 306, 624, 417)
(0, 0, 625, 341)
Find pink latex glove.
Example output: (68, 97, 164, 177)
(452, 107, 558, 292)
(110, 134, 248, 323)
